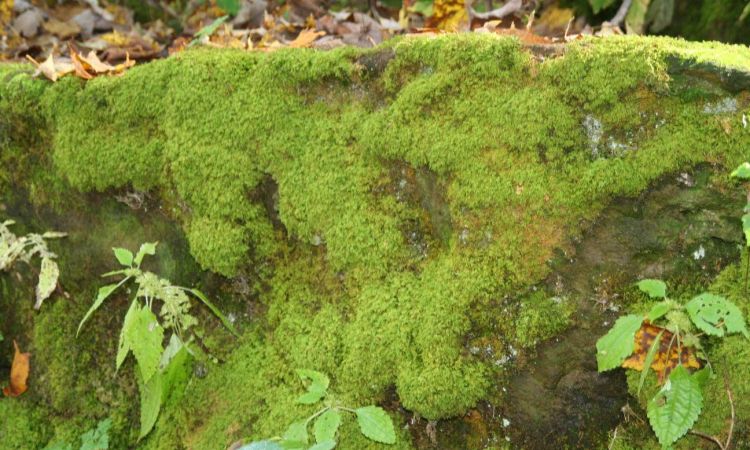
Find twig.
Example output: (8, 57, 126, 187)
(724, 368, 735, 450)
(688, 366, 735, 450)
(609, 0, 632, 27)
(608, 425, 620, 450)
(469, 0, 522, 21)
(690, 430, 725, 449)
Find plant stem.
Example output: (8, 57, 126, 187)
(744, 247, 749, 296)
(337, 406, 357, 414)
(689, 430, 725, 449)
(688, 363, 735, 450)
(305, 406, 331, 425)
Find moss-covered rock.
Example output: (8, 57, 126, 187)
(2, 34, 750, 449)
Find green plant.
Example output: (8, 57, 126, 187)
(239, 370, 397, 449)
(76, 243, 238, 439)
(45, 418, 112, 450)
(188, 15, 230, 48)
(0, 219, 66, 310)
(596, 279, 748, 449)
(730, 162, 750, 293)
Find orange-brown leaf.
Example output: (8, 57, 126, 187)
(621, 322, 700, 383)
(3, 340, 30, 397)
(71, 50, 95, 80)
(289, 29, 325, 48)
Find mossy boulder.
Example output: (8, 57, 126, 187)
(2, 34, 750, 449)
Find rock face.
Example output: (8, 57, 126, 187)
(1, 35, 750, 449)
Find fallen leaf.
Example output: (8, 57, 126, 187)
(26, 54, 75, 82)
(70, 46, 136, 79)
(622, 322, 701, 383)
(289, 29, 325, 48)
(3, 340, 30, 397)
(71, 50, 95, 80)
(426, 0, 468, 31)
(43, 18, 82, 39)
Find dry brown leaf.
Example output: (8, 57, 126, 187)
(43, 18, 82, 39)
(71, 50, 95, 79)
(289, 29, 325, 48)
(622, 322, 701, 383)
(26, 54, 75, 82)
(81, 51, 116, 73)
(3, 340, 30, 397)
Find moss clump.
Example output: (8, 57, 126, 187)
(4, 34, 750, 449)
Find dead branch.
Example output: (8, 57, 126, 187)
(609, 0, 632, 27)
(469, 0, 522, 21)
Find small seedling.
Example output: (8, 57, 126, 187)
(239, 370, 397, 449)
(596, 279, 748, 449)
(77, 243, 238, 439)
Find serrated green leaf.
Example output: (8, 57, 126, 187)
(296, 369, 330, 390)
(647, 301, 672, 322)
(113, 247, 134, 267)
(117, 299, 140, 371)
(596, 314, 643, 371)
(647, 365, 703, 448)
(134, 242, 158, 267)
(188, 288, 239, 337)
(296, 369, 330, 404)
(77, 279, 128, 336)
(589, 0, 617, 13)
(297, 388, 327, 405)
(279, 441, 306, 450)
(160, 340, 191, 406)
(355, 406, 396, 444)
(637, 279, 667, 299)
(237, 442, 284, 450)
(283, 421, 308, 445)
(34, 257, 59, 310)
(686, 293, 749, 338)
(731, 162, 750, 179)
(314, 409, 341, 443)
(308, 441, 336, 450)
(638, 330, 664, 396)
(128, 304, 164, 383)
(138, 369, 162, 440)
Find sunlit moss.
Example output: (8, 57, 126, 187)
(3, 34, 750, 449)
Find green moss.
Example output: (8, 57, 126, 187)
(0, 399, 49, 449)
(4, 34, 750, 449)
(187, 217, 249, 277)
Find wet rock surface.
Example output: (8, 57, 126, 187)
(414, 165, 744, 449)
